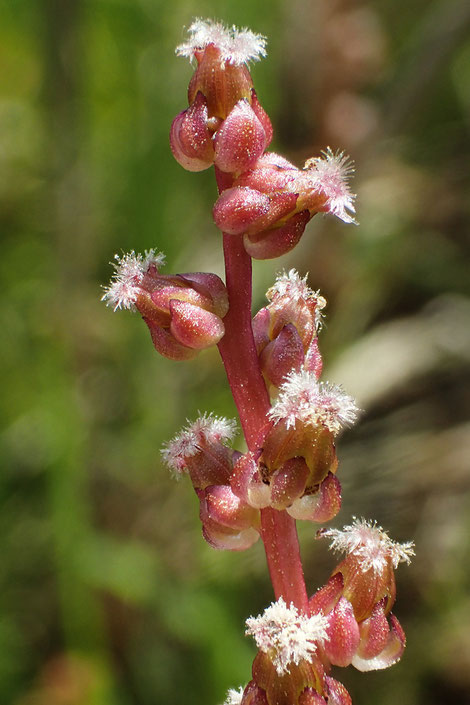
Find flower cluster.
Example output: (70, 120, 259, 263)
(103, 18, 415, 705)
(172, 19, 355, 260)
(253, 269, 326, 391)
(161, 413, 260, 551)
(102, 249, 228, 360)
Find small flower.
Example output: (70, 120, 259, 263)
(302, 148, 356, 224)
(266, 269, 326, 329)
(101, 249, 165, 311)
(161, 412, 237, 474)
(268, 370, 359, 434)
(320, 517, 415, 573)
(222, 687, 244, 705)
(176, 18, 267, 66)
(245, 597, 328, 675)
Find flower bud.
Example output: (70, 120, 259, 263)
(102, 250, 228, 360)
(214, 100, 268, 174)
(169, 92, 214, 171)
(213, 186, 271, 235)
(161, 413, 237, 486)
(199, 486, 260, 551)
(310, 519, 414, 672)
(213, 148, 356, 258)
(259, 324, 305, 389)
(176, 19, 267, 120)
(287, 473, 342, 522)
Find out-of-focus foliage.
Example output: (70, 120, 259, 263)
(1, 1, 469, 704)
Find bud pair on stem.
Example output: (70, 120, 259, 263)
(103, 19, 413, 705)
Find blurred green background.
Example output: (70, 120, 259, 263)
(1, 0, 470, 703)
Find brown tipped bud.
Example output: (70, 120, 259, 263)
(323, 597, 360, 667)
(214, 100, 267, 173)
(213, 186, 270, 235)
(170, 92, 215, 171)
(169, 299, 225, 349)
(188, 44, 254, 120)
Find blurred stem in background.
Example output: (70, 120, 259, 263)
(41, 0, 105, 652)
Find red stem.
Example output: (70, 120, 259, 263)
(215, 168, 308, 611)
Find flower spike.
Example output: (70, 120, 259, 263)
(245, 597, 329, 675)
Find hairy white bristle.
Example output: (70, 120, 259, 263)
(222, 687, 244, 705)
(101, 249, 165, 311)
(176, 18, 267, 66)
(268, 370, 359, 434)
(245, 597, 328, 675)
(320, 517, 415, 573)
(161, 413, 237, 474)
(303, 147, 357, 224)
(266, 269, 326, 329)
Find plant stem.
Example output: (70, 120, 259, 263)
(215, 168, 308, 610)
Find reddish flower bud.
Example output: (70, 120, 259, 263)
(298, 688, 327, 705)
(102, 250, 228, 360)
(270, 457, 310, 510)
(176, 20, 266, 120)
(352, 614, 406, 672)
(250, 89, 273, 147)
(243, 211, 310, 260)
(169, 299, 225, 349)
(199, 485, 260, 551)
(214, 100, 267, 173)
(355, 600, 390, 660)
(213, 186, 271, 235)
(324, 677, 352, 705)
(259, 324, 305, 389)
(145, 318, 198, 361)
(170, 92, 214, 172)
(323, 597, 360, 667)
(161, 413, 236, 485)
(203, 484, 260, 531)
(231, 450, 271, 509)
(287, 473, 342, 523)
(241, 681, 269, 705)
(200, 509, 260, 551)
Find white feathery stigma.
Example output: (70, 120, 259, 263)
(245, 597, 328, 675)
(304, 147, 357, 224)
(176, 18, 267, 66)
(101, 249, 165, 311)
(266, 269, 326, 329)
(161, 413, 237, 474)
(268, 370, 359, 434)
(321, 517, 415, 573)
(222, 687, 244, 705)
